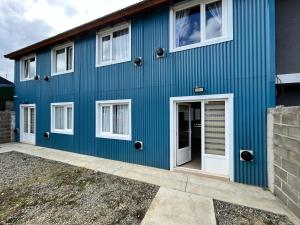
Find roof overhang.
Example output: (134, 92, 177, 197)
(4, 0, 170, 60)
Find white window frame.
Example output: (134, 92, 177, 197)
(95, 99, 132, 141)
(51, 42, 74, 76)
(20, 54, 36, 82)
(51, 102, 74, 135)
(96, 22, 131, 67)
(169, 0, 233, 53)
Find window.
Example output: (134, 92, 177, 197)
(20, 55, 36, 81)
(51, 42, 74, 75)
(170, 0, 232, 52)
(51, 102, 74, 135)
(96, 100, 131, 140)
(96, 23, 131, 67)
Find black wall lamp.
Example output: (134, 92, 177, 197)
(34, 75, 40, 80)
(156, 47, 166, 58)
(134, 141, 143, 150)
(44, 76, 50, 81)
(134, 57, 142, 66)
(13, 128, 19, 134)
(240, 150, 254, 162)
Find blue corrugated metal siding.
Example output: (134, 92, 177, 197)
(13, 0, 275, 186)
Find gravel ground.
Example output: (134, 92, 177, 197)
(214, 200, 294, 225)
(0, 152, 159, 225)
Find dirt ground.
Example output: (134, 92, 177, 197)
(214, 200, 294, 225)
(0, 152, 159, 225)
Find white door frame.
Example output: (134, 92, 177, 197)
(20, 104, 36, 145)
(170, 94, 234, 181)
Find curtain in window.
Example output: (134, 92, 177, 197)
(67, 107, 72, 129)
(67, 47, 73, 70)
(175, 6, 201, 47)
(30, 108, 35, 134)
(55, 106, 64, 129)
(113, 104, 129, 135)
(206, 1, 222, 39)
(102, 106, 111, 132)
(204, 101, 225, 156)
(29, 58, 36, 78)
(24, 60, 29, 78)
(112, 28, 129, 61)
(24, 107, 28, 133)
(101, 35, 111, 62)
(56, 49, 65, 73)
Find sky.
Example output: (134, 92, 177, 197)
(0, 0, 141, 82)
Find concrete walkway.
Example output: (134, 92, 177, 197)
(0, 143, 299, 225)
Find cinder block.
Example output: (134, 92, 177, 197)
(274, 134, 300, 152)
(274, 154, 281, 166)
(282, 113, 298, 125)
(287, 126, 300, 140)
(282, 159, 299, 177)
(274, 175, 282, 188)
(274, 165, 287, 182)
(287, 150, 300, 168)
(287, 199, 300, 219)
(282, 181, 299, 205)
(274, 124, 288, 136)
(274, 113, 282, 124)
(288, 174, 300, 193)
(274, 186, 288, 205)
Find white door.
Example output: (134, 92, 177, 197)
(176, 104, 192, 166)
(202, 100, 228, 176)
(20, 105, 36, 145)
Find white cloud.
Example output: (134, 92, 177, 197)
(0, 0, 141, 81)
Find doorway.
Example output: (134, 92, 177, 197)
(20, 104, 36, 145)
(170, 94, 234, 180)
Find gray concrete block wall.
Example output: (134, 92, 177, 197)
(268, 106, 300, 219)
(0, 111, 15, 144)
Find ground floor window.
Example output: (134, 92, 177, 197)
(96, 100, 131, 141)
(51, 102, 74, 135)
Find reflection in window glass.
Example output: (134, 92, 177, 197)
(175, 6, 201, 47)
(112, 28, 129, 61)
(206, 1, 222, 39)
(101, 35, 111, 62)
(113, 104, 129, 135)
(67, 107, 73, 130)
(102, 106, 111, 132)
(66, 47, 73, 71)
(55, 106, 64, 130)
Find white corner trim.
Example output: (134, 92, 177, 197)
(276, 73, 300, 84)
(169, 93, 234, 181)
(51, 42, 75, 76)
(95, 99, 132, 141)
(50, 102, 74, 135)
(95, 22, 131, 68)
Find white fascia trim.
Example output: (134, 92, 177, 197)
(51, 42, 75, 76)
(95, 22, 131, 68)
(20, 54, 37, 82)
(50, 102, 74, 135)
(169, 0, 233, 53)
(276, 73, 300, 84)
(95, 99, 132, 141)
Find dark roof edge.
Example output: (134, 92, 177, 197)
(5, 0, 170, 60)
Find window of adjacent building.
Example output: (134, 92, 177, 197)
(51, 42, 74, 75)
(20, 55, 36, 81)
(170, 0, 232, 52)
(51, 102, 74, 135)
(96, 100, 131, 140)
(96, 23, 131, 67)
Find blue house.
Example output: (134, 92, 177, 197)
(5, 0, 275, 187)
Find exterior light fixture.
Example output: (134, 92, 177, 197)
(240, 150, 254, 162)
(156, 47, 165, 58)
(134, 57, 142, 66)
(44, 76, 50, 81)
(34, 75, 40, 80)
(194, 86, 205, 94)
(13, 128, 19, 134)
(134, 141, 143, 150)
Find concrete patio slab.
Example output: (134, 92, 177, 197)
(141, 187, 216, 225)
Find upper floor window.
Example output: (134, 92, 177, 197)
(51, 102, 74, 135)
(20, 54, 36, 81)
(51, 42, 74, 76)
(170, 0, 233, 52)
(96, 23, 131, 67)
